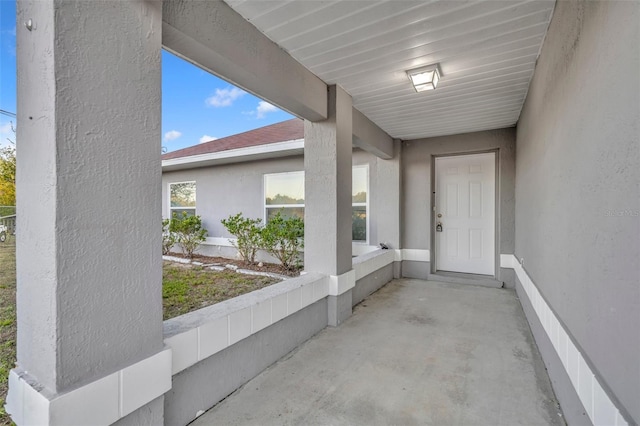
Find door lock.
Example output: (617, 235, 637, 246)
(437, 213, 442, 218)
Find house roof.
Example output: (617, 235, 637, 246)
(162, 118, 304, 160)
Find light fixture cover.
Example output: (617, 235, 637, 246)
(407, 64, 442, 92)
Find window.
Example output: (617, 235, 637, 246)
(169, 181, 196, 217)
(264, 171, 305, 221)
(264, 166, 368, 242)
(352, 166, 368, 242)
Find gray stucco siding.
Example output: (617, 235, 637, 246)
(162, 149, 382, 250)
(400, 128, 517, 286)
(514, 1, 639, 422)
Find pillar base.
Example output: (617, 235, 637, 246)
(328, 290, 352, 327)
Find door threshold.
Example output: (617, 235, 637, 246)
(428, 271, 503, 288)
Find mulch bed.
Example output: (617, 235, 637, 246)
(165, 252, 301, 277)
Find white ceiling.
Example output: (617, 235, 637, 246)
(224, 0, 555, 141)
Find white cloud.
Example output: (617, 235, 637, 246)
(199, 135, 217, 144)
(164, 130, 182, 142)
(205, 87, 246, 107)
(256, 101, 279, 119)
(0, 122, 13, 135)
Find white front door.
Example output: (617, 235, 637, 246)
(435, 153, 495, 275)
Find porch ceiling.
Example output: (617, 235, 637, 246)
(224, 0, 555, 140)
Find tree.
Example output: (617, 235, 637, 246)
(0, 123, 16, 209)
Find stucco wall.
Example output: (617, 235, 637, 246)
(400, 129, 516, 285)
(162, 149, 384, 252)
(515, 1, 639, 423)
(16, 0, 164, 396)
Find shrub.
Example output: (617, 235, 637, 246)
(221, 213, 263, 265)
(261, 210, 304, 271)
(169, 212, 208, 258)
(162, 218, 177, 255)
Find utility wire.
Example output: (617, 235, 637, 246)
(0, 109, 17, 118)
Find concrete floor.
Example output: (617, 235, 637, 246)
(192, 279, 564, 426)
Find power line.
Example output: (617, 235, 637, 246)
(0, 109, 17, 118)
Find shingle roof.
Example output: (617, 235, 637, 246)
(162, 118, 304, 160)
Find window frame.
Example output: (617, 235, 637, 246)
(263, 166, 369, 243)
(263, 171, 305, 223)
(168, 180, 197, 218)
(351, 164, 369, 244)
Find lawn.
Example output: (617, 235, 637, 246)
(0, 238, 15, 426)
(162, 262, 279, 320)
(0, 241, 279, 424)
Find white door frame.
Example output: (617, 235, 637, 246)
(430, 149, 500, 277)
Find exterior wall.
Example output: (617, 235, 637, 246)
(162, 149, 384, 259)
(400, 129, 516, 286)
(515, 1, 639, 424)
(352, 263, 394, 306)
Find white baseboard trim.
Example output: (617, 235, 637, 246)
(400, 249, 430, 262)
(6, 348, 172, 425)
(329, 269, 356, 296)
(503, 254, 629, 426)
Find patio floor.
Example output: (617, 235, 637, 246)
(192, 279, 564, 426)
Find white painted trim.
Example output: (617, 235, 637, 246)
(204, 239, 380, 257)
(394, 249, 403, 262)
(202, 236, 236, 248)
(352, 243, 378, 257)
(164, 273, 329, 375)
(263, 170, 305, 224)
(328, 269, 356, 296)
(167, 181, 196, 218)
(401, 249, 431, 262)
(352, 164, 370, 244)
(503, 255, 629, 426)
(6, 348, 172, 425)
(353, 249, 395, 280)
(162, 139, 304, 171)
(500, 253, 515, 269)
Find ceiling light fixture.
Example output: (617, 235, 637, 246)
(407, 64, 442, 92)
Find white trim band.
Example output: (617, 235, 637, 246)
(499, 253, 515, 268)
(164, 273, 329, 375)
(353, 249, 395, 280)
(6, 348, 172, 425)
(503, 254, 629, 426)
(401, 249, 430, 262)
(328, 269, 356, 296)
(162, 138, 304, 171)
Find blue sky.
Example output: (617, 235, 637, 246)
(0, 1, 293, 152)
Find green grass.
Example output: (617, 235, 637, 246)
(0, 241, 278, 424)
(162, 263, 279, 320)
(0, 237, 16, 426)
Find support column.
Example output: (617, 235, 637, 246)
(376, 140, 403, 278)
(8, 1, 170, 425)
(304, 85, 353, 326)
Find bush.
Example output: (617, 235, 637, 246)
(261, 211, 304, 271)
(169, 212, 208, 258)
(162, 218, 177, 255)
(221, 213, 263, 265)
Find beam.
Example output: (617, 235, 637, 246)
(352, 108, 395, 159)
(162, 0, 327, 122)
